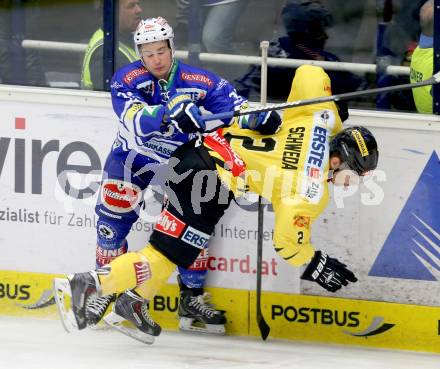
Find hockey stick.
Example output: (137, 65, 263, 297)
(256, 41, 270, 341)
(202, 71, 440, 123)
(256, 196, 270, 340)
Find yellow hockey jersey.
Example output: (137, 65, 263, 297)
(204, 65, 343, 267)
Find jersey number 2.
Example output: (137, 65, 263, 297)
(297, 231, 304, 244)
(224, 133, 276, 152)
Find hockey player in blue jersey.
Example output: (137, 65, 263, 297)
(86, 16, 281, 338)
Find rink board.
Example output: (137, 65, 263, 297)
(0, 86, 440, 304)
(1, 269, 439, 353)
(1, 86, 440, 353)
(252, 291, 440, 353)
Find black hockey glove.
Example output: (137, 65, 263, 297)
(166, 93, 206, 133)
(335, 100, 349, 122)
(238, 110, 282, 135)
(301, 250, 357, 292)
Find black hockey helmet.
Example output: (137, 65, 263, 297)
(281, 0, 333, 36)
(330, 126, 379, 175)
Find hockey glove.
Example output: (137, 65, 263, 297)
(238, 110, 282, 135)
(165, 93, 205, 133)
(335, 100, 349, 122)
(301, 250, 357, 292)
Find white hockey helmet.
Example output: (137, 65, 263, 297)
(134, 17, 175, 61)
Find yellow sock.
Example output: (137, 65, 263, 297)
(99, 244, 176, 300)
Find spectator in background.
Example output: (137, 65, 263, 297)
(374, 0, 427, 112)
(380, 0, 427, 66)
(410, 0, 434, 114)
(81, 0, 143, 90)
(174, 0, 249, 54)
(374, 41, 417, 112)
(0, 0, 45, 86)
(235, 0, 363, 110)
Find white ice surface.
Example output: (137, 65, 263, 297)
(0, 316, 439, 369)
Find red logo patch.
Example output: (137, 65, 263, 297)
(96, 244, 127, 266)
(293, 215, 310, 228)
(154, 210, 186, 238)
(134, 261, 152, 285)
(181, 72, 213, 87)
(204, 130, 246, 177)
(308, 167, 321, 179)
(188, 249, 209, 271)
(123, 67, 148, 84)
(101, 180, 141, 213)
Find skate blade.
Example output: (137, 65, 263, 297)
(103, 311, 155, 345)
(53, 278, 78, 333)
(179, 317, 225, 335)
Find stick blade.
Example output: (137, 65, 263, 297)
(257, 312, 270, 340)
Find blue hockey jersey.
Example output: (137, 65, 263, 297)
(110, 59, 246, 163)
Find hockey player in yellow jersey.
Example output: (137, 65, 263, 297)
(54, 65, 379, 344)
(206, 64, 346, 267)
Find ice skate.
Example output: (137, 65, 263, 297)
(53, 272, 100, 333)
(86, 294, 116, 326)
(178, 287, 226, 334)
(103, 290, 161, 344)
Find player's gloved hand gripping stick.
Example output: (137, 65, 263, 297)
(165, 93, 206, 133)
